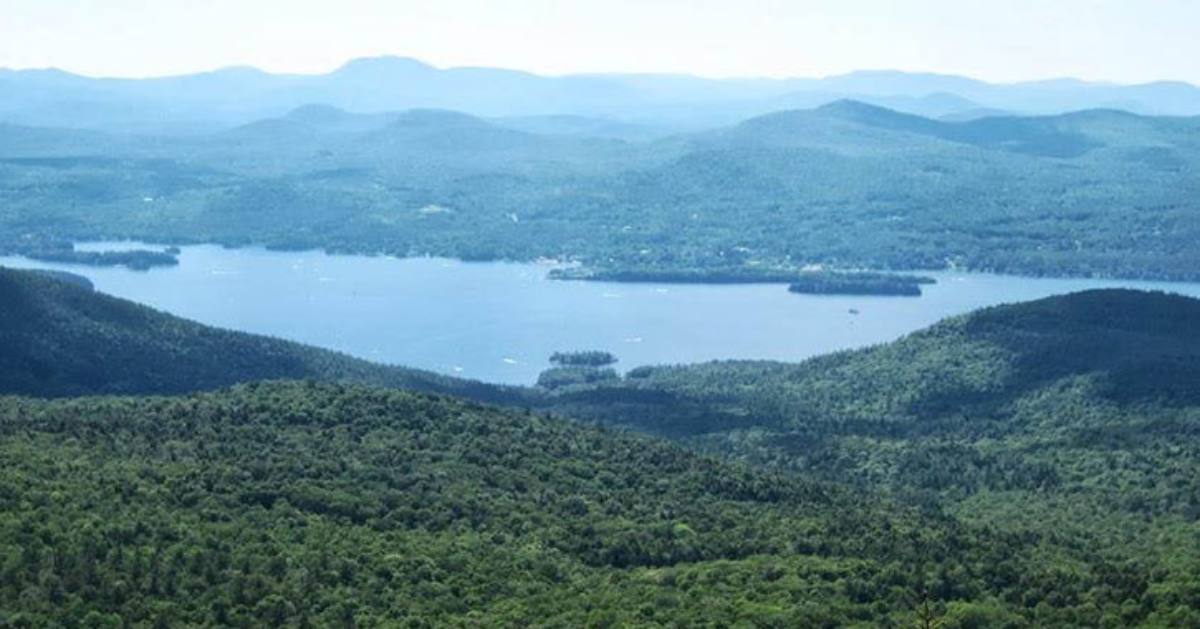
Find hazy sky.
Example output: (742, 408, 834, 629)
(2, 0, 1198, 83)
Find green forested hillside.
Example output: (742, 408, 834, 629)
(2, 102, 1199, 280)
(0, 267, 521, 404)
(2, 381, 1196, 627)
(548, 289, 1200, 496)
(558, 289, 1200, 434)
(544, 290, 1200, 620)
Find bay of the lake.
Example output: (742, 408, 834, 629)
(5, 242, 1200, 384)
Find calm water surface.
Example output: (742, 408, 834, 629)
(5, 242, 1200, 384)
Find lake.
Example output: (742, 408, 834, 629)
(5, 243, 1200, 385)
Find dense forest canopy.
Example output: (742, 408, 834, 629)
(2, 101, 1199, 281)
(2, 381, 1196, 627)
(544, 289, 1200, 622)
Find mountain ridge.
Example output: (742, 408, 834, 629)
(6, 58, 1196, 92)
(5, 56, 1200, 133)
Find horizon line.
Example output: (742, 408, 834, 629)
(2, 55, 1197, 89)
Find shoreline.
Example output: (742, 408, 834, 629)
(5, 238, 1200, 287)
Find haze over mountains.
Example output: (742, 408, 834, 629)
(4, 55, 1200, 133)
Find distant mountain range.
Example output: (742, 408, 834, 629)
(3, 56, 1200, 133)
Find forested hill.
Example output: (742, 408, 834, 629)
(1, 380, 1193, 626)
(3, 101, 1200, 280)
(550, 287, 1200, 472)
(0, 267, 523, 403)
(553, 288, 1200, 437)
(544, 289, 1200, 619)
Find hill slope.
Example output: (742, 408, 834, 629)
(550, 288, 1200, 472)
(2, 380, 1193, 626)
(612, 104, 1200, 279)
(545, 290, 1200, 590)
(0, 267, 522, 403)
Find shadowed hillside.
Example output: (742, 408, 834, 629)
(0, 267, 525, 403)
(550, 288, 1200, 440)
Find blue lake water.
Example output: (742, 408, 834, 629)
(5, 242, 1200, 384)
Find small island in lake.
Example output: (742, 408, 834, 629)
(549, 265, 935, 296)
(550, 350, 619, 367)
(6, 237, 182, 271)
(539, 350, 620, 389)
(28, 248, 180, 271)
(788, 271, 935, 296)
(549, 267, 832, 284)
